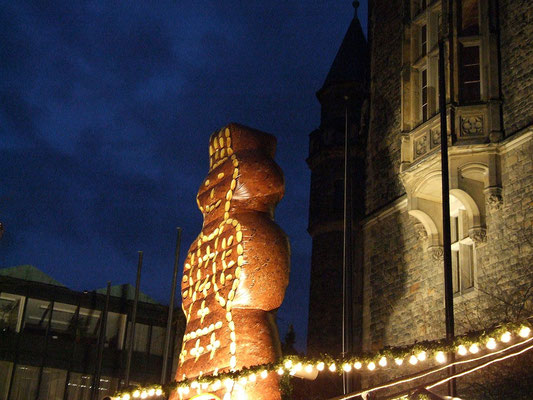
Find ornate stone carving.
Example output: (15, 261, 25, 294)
(460, 115, 484, 137)
(172, 124, 290, 400)
(428, 245, 444, 261)
(430, 129, 441, 148)
(414, 222, 428, 240)
(484, 187, 503, 212)
(469, 227, 487, 245)
(414, 134, 428, 158)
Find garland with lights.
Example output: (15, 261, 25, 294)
(110, 320, 531, 400)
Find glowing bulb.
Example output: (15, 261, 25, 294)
(342, 363, 352, 372)
(284, 359, 293, 369)
(328, 363, 336, 372)
(409, 355, 418, 365)
(249, 373, 256, 382)
(260, 370, 268, 379)
(140, 391, 147, 399)
(239, 377, 247, 385)
(277, 367, 284, 375)
(417, 351, 426, 361)
(435, 351, 446, 363)
(305, 364, 314, 373)
(367, 362, 376, 371)
(155, 389, 162, 396)
(148, 389, 155, 396)
(317, 362, 325, 371)
(501, 331, 511, 343)
(486, 338, 497, 350)
(191, 381, 199, 389)
(225, 378, 234, 389)
(378, 357, 387, 367)
(469, 344, 479, 354)
(213, 380, 222, 390)
(223, 393, 231, 400)
(354, 361, 362, 369)
(183, 387, 190, 395)
(395, 358, 403, 366)
(123, 395, 131, 400)
(458, 345, 467, 356)
(519, 326, 531, 338)
(133, 390, 141, 398)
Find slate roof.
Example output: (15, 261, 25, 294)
(321, 4, 369, 89)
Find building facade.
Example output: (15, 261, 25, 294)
(307, 0, 532, 397)
(0, 265, 185, 400)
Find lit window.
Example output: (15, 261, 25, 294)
(451, 209, 475, 294)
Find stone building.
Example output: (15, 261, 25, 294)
(307, 0, 532, 397)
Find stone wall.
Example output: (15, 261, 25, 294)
(363, 206, 445, 351)
(499, 0, 533, 136)
(366, 0, 405, 214)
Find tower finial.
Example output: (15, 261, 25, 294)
(352, 1, 360, 14)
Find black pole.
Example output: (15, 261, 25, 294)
(92, 281, 111, 400)
(438, 39, 457, 397)
(125, 251, 143, 387)
(161, 227, 182, 384)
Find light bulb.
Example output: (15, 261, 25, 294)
(284, 359, 293, 369)
(417, 351, 426, 361)
(133, 390, 141, 398)
(277, 367, 284, 375)
(155, 389, 162, 396)
(305, 364, 314, 373)
(395, 358, 403, 366)
(469, 344, 479, 354)
(379, 357, 387, 367)
(367, 362, 376, 371)
(213, 380, 222, 391)
(249, 374, 256, 382)
(458, 345, 467, 356)
(328, 363, 336, 372)
(501, 331, 511, 343)
(140, 391, 147, 399)
(486, 338, 497, 350)
(260, 370, 268, 379)
(435, 351, 446, 363)
(317, 362, 325, 371)
(354, 361, 362, 369)
(519, 326, 531, 338)
(409, 355, 418, 365)
(148, 389, 155, 396)
(123, 394, 131, 400)
(342, 363, 352, 372)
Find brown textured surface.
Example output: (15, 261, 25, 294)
(171, 123, 290, 400)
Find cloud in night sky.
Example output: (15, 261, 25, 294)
(0, 0, 368, 351)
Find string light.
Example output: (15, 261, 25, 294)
(110, 321, 532, 400)
(501, 331, 512, 342)
(519, 326, 531, 338)
(469, 344, 480, 354)
(435, 351, 446, 363)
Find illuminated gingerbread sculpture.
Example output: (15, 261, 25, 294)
(172, 123, 290, 400)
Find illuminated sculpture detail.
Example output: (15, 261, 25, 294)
(172, 123, 290, 400)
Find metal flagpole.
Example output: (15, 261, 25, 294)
(92, 281, 111, 400)
(125, 251, 143, 387)
(438, 39, 457, 397)
(161, 227, 182, 384)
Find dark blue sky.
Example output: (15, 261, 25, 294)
(1, 0, 367, 351)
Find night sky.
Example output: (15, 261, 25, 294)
(1, 0, 368, 352)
